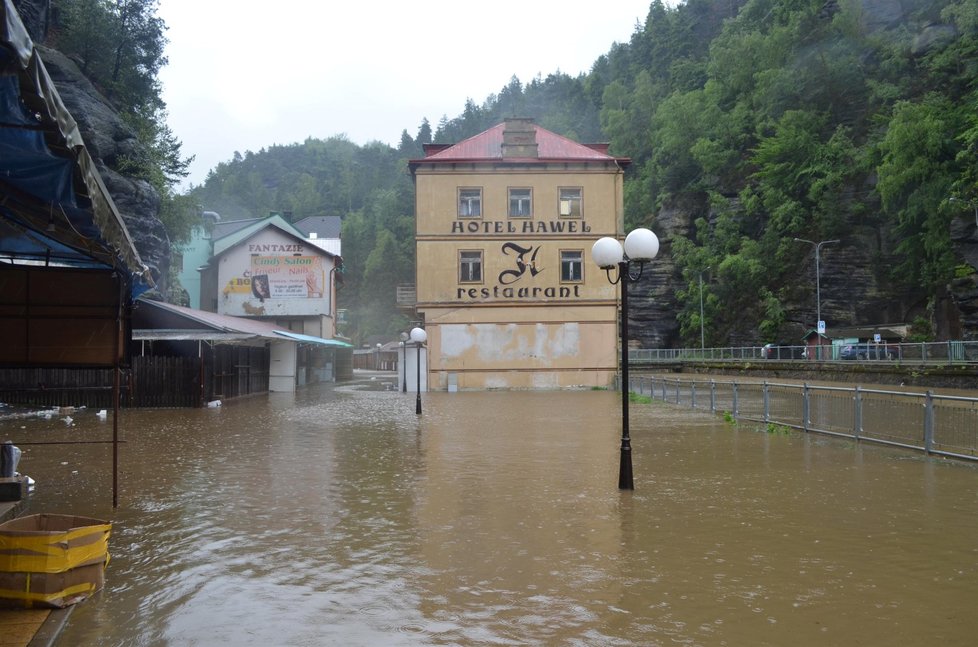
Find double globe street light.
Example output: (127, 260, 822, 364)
(592, 228, 660, 490)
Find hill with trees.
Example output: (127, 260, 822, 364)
(178, 1, 978, 345)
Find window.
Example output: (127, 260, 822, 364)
(560, 250, 584, 282)
(558, 187, 582, 218)
(508, 188, 532, 217)
(459, 250, 483, 283)
(458, 188, 482, 217)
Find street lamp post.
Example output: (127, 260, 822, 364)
(592, 228, 660, 490)
(409, 327, 427, 415)
(699, 267, 710, 351)
(399, 332, 409, 392)
(793, 238, 839, 330)
(399, 341, 406, 392)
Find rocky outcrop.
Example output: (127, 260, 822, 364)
(629, 258, 681, 350)
(36, 44, 170, 286)
(637, 183, 958, 348)
(10, 0, 46, 40)
(947, 215, 978, 340)
(858, 0, 906, 32)
(626, 0, 977, 348)
(13, 0, 170, 289)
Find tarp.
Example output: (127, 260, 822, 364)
(0, 0, 151, 292)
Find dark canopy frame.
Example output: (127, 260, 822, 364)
(1, 0, 153, 506)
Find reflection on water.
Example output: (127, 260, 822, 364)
(5, 381, 978, 646)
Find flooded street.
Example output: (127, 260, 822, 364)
(4, 378, 978, 646)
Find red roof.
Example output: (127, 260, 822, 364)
(412, 122, 629, 166)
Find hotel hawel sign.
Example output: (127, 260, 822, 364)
(450, 219, 591, 235)
(450, 219, 592, 302)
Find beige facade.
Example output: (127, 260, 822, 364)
(409, 119, 628, 391)
(199, 218, 340, 340)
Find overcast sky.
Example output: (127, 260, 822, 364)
(157, 1, 656, 189)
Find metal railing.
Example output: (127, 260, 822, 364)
(396, 284, 417, 307)
(630, 340, 978, 365)
(629, 375, 978, 462)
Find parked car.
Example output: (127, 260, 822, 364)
(761, 343, 806, 359)
(839, 343, 898, 360)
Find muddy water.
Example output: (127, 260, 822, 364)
(4, 381, 977, 646)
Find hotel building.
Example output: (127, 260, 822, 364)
(408, 118, 629, 390)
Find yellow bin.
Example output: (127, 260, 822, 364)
(0, 514, 111, 608)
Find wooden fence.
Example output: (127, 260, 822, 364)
(129, 356, 201, 408)
(0, 367, 116, 408)
(0, 347, 270, 409)
(209, 345, 269, 401)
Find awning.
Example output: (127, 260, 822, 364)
(133, 299, 352, 348)
(132, 329, 259, 343)
(274, 330, 353, 348)
(0, 0, 151, 292)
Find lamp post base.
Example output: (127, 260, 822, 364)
(618, 440, 634, 490)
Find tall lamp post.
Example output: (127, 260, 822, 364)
(592, 228, 660, 490)
(398, 341, 406, 392)
(410, 327, 427, 415)
(698, 267, 710, 351)
(793, 238, 839, 329)
(399, 332, 409, 392)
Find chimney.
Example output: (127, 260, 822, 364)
(501, 118, 538, 158)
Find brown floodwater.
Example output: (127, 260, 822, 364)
(3, 378, 977, 646)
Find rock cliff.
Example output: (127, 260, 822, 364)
(13, 0, 170, 290)
(633, 187, 978, 349)
(627, 0, 978, 347)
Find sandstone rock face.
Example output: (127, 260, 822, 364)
(948, 215, 978, 340)
(912, 23, 957, 56)
(11, 0, 47, 40)
(858, 0, 905, 31)
(14, 0, 170, 289)
(639, 184, 968, 348)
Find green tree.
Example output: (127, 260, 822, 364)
(182, 0, 978, 344)
(55, 0, 167, 111)
(877, 95, 963, 292)
(54, 0, 195, 242)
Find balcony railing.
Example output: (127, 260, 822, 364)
(396, 284, 416, 307)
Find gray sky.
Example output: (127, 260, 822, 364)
(157, 1, 655, 188)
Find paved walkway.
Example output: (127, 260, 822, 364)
(0, 502, 73, 647)
(0, 500, 22, 523)
(0, 607, 72, 647)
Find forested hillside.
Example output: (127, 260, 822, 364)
(187, 0, 978, 346)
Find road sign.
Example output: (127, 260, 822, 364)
(817, 320, 826, 335)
